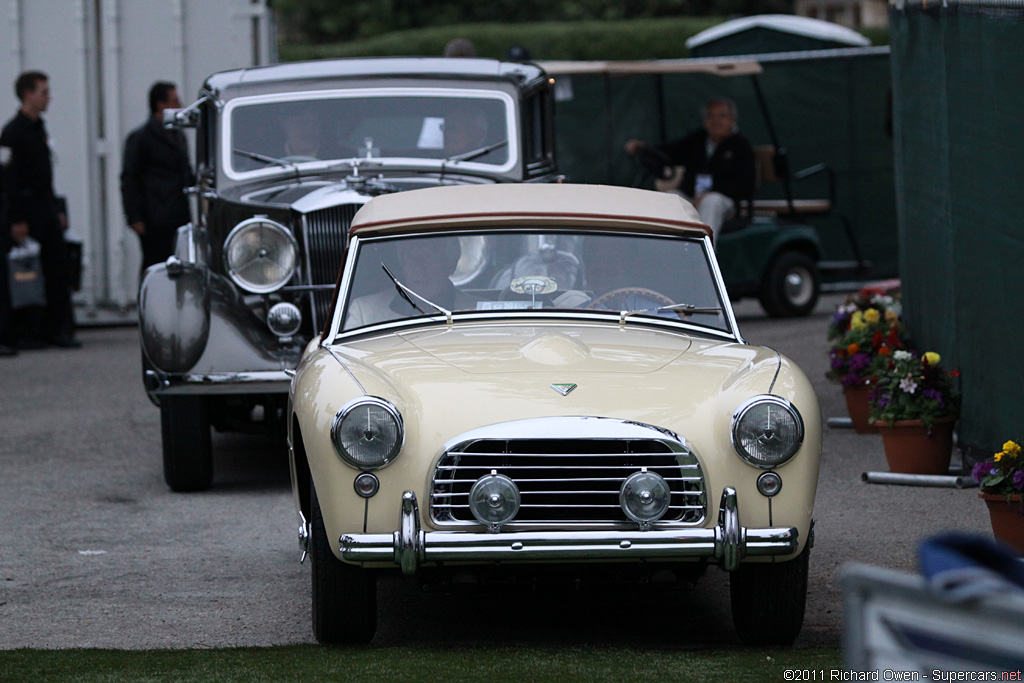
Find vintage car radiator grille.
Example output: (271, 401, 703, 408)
(301, 204, 360, 331)
(430, 438, 706, 527)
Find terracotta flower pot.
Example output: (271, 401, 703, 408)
(979, 493, 1024, 555)
(872, 417, 954, 475)
(843, 382, 877, 434)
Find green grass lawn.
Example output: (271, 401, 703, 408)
(0, 645, 841, 682)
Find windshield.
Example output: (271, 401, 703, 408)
(225, 90, 513, 177)
(339, 230, 731, 335)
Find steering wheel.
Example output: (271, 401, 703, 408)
(634, 146, 677, 181)
(588, 287, 675, 310)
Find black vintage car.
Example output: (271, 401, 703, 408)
(139, 58, 558, 491)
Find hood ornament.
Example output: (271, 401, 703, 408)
(550, 383, 577, 397)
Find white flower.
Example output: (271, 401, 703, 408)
(893, 350, 912, 361)
(899, 376, 918, 394)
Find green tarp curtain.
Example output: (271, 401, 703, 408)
(889, 1, 1024, 462)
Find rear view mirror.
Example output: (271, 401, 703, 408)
(163, 108, 198, 129)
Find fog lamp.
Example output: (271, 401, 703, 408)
(619, 468, 671, 529)
(353, 472, 380, 498)
(267, 302, 302, 338)
(468, 471, 520, 531)
(757, 471, 782, 497)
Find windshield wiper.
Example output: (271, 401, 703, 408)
(232, 148, 300, 172)
(618, 302, 724, 326)
(444, 139, 508, 163)
(381, 263, 453, 326)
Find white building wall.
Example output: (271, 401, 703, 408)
(1, 0, 274, 319)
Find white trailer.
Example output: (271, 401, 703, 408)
(0, 0, 275, 322)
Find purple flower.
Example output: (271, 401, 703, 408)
(874, 392, 891, 408)
(972, 461, 987, 484)
(849, 353, 871, 373)
(1014, 470, 1024, 491)
(833, 311, 848, 326)
(842, 373, 861, 387)
(831, 358, 846, 371)
(922, 388, 944, 408)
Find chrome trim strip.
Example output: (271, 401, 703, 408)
(703, 234, 745, 344)
(766, 346, 782, 394)
(340, 488, 797, 575)
(324, 345, 367, 395)
(148, 370, 291, 395)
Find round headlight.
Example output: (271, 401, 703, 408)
(619, 469, 671, 526)
(223, 218, 298, 293)
(732, 395, 804, 469)
(331, 397, 404, 470)
(267, 302, 302, 337)
(469, 472, 520, 528)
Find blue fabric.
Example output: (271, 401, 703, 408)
(919, 532, 1024, 602)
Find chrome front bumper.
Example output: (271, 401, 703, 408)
(339, 487, 799, 574)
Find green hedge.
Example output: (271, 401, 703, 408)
(279, 17, 730, 62)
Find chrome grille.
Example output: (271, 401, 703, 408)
(301, 204, 360, 331)
(431, 437, 706, 528)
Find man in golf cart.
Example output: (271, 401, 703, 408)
(624, 97, 756, 245)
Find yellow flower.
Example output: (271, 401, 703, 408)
(863, 308, 880, 324)
(994, 452, 1004, 463)
(884, 310, 899, 323)
(1004, 441, 1021, 457)
(850, 311, 866, 331)
(923, 351, 941, 366)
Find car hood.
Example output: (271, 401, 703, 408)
(310, 323, 789, 436)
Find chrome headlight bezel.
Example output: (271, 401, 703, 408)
(330, 397, 404, 471)
(223, 217, 298, 294)
(731, 395, 805, 469)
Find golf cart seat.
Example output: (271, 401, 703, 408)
(747, 145, 835, 218)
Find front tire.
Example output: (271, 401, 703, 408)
(311, 477, 377, 645)
(758, 251, 820, 318)
(160, 395, 212, 492)
(729, 544, 810, 647)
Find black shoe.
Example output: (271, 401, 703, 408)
(0, 344, 17, 357)
(47, 334, 82, 349)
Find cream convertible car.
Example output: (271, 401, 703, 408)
(288, 183, 821, 646)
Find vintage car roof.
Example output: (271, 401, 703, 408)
(349, 184, 710, 238)
(204, 57, 547, 97)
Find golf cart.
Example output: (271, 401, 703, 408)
(540, 59, 869, 317)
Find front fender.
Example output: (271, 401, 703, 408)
(139, 261, 211, 373)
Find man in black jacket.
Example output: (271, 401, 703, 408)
(120, 81, 195, 271)
(625, 97, 756, 246)
(0, 70, 78, 348)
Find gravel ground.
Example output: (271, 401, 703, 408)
(0, 294, 991, 649)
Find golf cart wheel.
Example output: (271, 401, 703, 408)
(758, 251, 820, 318)
(311, 477, 377, 645)
(730, 544, 810, 647)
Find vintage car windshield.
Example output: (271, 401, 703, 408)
(339, 230, 731, 334)
(225, 90, 514, 178)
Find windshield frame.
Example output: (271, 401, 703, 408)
(323, 228, 743, 345)
(220, 87, 519, 182)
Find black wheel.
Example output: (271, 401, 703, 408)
(758, 251, 820, 318)
(311, 477, 376, 645)
(160, 395, 212, 492)
(729, 544, 810, 647)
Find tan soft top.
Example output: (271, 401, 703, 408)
(349, 183, 709, 238)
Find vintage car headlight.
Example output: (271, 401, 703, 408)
(223, 218, 298, 293)
(331, 397, 404, 470)
(731, 395, 804, 469)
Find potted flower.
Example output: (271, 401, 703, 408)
(972, 441, 1024, 554)
(868, 350, 959, 474)
(826, 293, 907, 433)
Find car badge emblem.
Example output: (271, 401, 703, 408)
(550, 383, 577, 396)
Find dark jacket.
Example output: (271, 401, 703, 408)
(658, 129, 756, 206)
(120, 117, 194, 232)
(0, 111, 60, 229)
